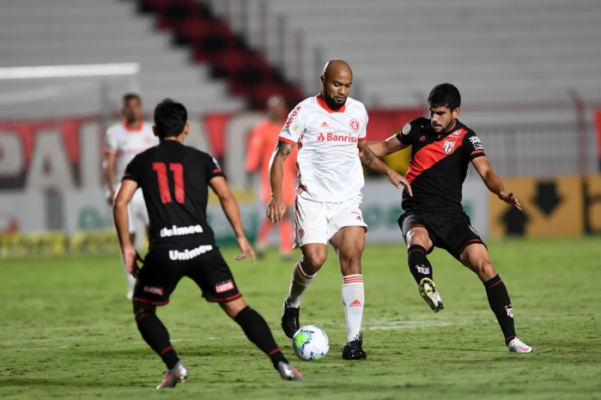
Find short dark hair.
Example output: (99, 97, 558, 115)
(123, 93, 141, 105)
(154, 98, 187, 139)
(428, 83, 461, 110)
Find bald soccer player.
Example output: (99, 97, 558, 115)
(267, 60, 412, 359)
(246, 96, 297, 259)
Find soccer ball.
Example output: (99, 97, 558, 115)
(292, 325, 329, 361)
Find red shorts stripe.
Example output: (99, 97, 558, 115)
(134, 297, 170, 306)
(458, 238, 483, 255)
(206, 292, 242, 303)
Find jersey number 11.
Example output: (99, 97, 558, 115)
(152, 162, 185, 204)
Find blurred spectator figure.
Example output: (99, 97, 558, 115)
(246, 96, 297, 259)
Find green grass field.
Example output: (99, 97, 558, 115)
(1, 238, 600, 400)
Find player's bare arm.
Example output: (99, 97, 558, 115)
(210, 176, 256, 263)
(267, 140, 294, 223)
(367, 134, 409, 157)
(113, 179, 140, 276)
(472, 156, 522, 210)
(104, 152, 117, 205)
(358, 140, 412, 196)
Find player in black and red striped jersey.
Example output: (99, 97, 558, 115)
(114, 99, 303, 389)
(368, 83, 533, 353)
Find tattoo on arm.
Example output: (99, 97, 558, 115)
(275, 141, 294, 160)
(360, 146, 376, 167)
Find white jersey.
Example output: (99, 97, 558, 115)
(278, 94, 368, 202)
(104, 121, 158, 185)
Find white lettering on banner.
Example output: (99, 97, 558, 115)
(160, 224, 203, 237)
(27, 130, 74, 190)
(0, 133, 24, 176)
(169, 244, 213, 261)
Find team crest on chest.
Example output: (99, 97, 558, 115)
(443, 140, 456, 154)
(349, 119, 360, 132)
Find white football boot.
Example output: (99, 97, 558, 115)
(419, 278, 444, 313)
(507, 338, 533, 353)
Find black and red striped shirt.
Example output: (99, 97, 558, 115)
(123, 140, 225, 250)
(397, 118, 485, 214)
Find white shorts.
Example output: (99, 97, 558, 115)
(111, 185, 149, 234)
(293, 196, 368, 248)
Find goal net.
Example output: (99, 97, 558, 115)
(0, 63, 140, 258)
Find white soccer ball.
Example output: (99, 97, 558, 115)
(292, 325, 330, 361)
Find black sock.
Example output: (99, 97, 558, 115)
(234, 306, 288, 369)
(135, 311, 179, 369)
(407, 245, 433, 284)
(484, 275, 517, 345)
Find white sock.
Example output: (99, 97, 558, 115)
(120, 253, 136, 291)
(285, 261, 316, 308)
(342, 274, 364, 343)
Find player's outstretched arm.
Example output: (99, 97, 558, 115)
(113, 179, 141, 276)
(358, 140, 413, 196)
(267, 140, 294, 223)
(367, 134, 408, 157)
(104, 152, 117, 205)
(472, 156, 522, 210)
(210, 176, 256, 263)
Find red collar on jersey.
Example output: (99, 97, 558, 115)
(123, 120, 143, 132)
(316, 93, 346, 113)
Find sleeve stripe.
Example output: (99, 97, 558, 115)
(471, 150, 484, 155)
(278, 137, 296, 145)
(213, 169, 222, 173)
(358, 137, 368, 142)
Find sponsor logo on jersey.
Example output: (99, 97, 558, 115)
(169, 244, 213, 261)
(419, 136, 425, 142)
(320, 121, 329, 128)
(284, 106, 302, 129)
(402, 123, 411, 135)
(143, 286, 164, 296)
(160, 225, 204, 237)
(215, 280, 235, 294)
(349, 119, 360, 132)
(443, 140, 456, 154)
(469, 136, 484, 150)
(415, 265, 431, 275)
(317, 132, 358, 143)
(449, 129, 463, 138)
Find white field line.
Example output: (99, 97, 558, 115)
(1, 319, 470, 352)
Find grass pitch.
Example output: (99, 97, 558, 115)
(1, 238, 600, 399)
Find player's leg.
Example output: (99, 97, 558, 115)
(219, 297, 302, 381)
(281, 197, 328, 338)
(190, 253, 303, 381)
(132, 252, 187, 388)
(399, 214, 442, 312)
(256, 216, 273, 258)
(459, 244, 533, 353)
(329, 225, 367, 360)
(279, 207, 293, 260)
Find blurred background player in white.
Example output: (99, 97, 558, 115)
(104, 93, 158, 299)
(245, 95, 297, 260)
(268, 60, 411, 360)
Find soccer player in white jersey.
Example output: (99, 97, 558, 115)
(104, 93, 159, 299)
(267, 60, 412, 359)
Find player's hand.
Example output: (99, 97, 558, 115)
(498, 191, 522, 211)
(121, 245, 140, 277)
(235, 236, 256, 264)
(388, 170, 413, 197)
(266, 197, 287, 223)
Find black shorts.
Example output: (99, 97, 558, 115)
(133, 247, 241, 306)
(398, 211, 486, 260)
